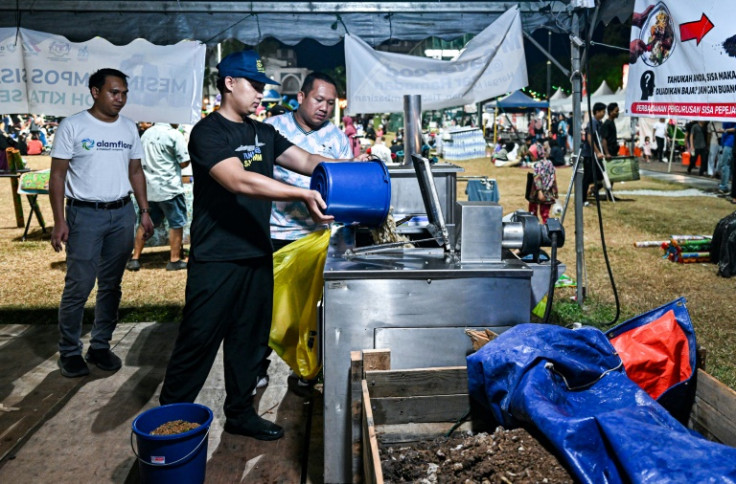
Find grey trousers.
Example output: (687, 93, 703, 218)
(58, 203, 135, 356)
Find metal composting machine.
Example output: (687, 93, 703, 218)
(320, 144, 566, 481)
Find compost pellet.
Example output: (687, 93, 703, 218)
(150, 420, 200, 436)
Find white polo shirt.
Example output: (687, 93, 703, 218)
(51, 111, 143, 202)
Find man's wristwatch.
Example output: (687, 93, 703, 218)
(140, 208, 150, 215)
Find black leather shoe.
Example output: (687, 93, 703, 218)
(224, 415, 284, 441)
(85, 348, 122, 371)
(58, 354, 90, 378)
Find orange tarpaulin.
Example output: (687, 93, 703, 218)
(609, 309, 691, 400)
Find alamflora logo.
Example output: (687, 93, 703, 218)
(81, 138, 95, 150)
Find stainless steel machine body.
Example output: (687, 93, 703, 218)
(320, 128, 565, 481)
(322, 235, 549, 482)
(321, 207, 564, 482)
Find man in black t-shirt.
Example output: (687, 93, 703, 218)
(600, 103, 619, 160)
(581, 102, 607, 204)
(159, 50, 342, 441)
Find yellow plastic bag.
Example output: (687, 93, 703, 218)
(269, 229, 331, 380)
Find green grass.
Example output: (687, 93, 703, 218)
(549, 296, 637, 331)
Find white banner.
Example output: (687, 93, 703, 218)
(345, 7, 527, 114)
(0, 29, 30, 114)
(626, 1, 736, 121)
(0, 28, 205, 124)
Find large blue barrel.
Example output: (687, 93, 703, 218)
(310, 160, 391, 227)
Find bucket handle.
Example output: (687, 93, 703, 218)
(131, 427, 210, 468)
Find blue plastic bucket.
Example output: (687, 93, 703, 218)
(131, 403, 213, 484)
(310, 159, 391, 227)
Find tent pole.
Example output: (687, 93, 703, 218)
(667, 117, 676, 172)
(494, 108, 498, 145)
(546, 30, 552, 100)
(571, 10, 586, 306)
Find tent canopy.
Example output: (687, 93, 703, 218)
(549, 87, 569, 101)
(262, 89, 281, 102)
(0, 1, 635, 46)
(591, 81, 614, 97)
(490, 90, 549, 110)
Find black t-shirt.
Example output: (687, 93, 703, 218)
(188, 112, 293, 261)
(600, 119, 618, 156)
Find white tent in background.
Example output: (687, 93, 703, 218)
(549, 84, 627, 113)
(591, 80, 614, 97)
(548, 84, 633, 139)
(549, 87, 568, 101)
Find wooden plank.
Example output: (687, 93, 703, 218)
(0, 324, 125, 466)
(365, 366, 467, 398)
(0, 366, 82, 463)
(0, 322, 171, 481)
(377, 421, 474, 444)
(350, 350, 364, 484)
(362, 349, 390, 372)
(205, 388, 310, 483)
(362, 379, 383, 484)
(689, 369, 736, 447)
(183, 332, 310, 483)
(371, 394, 471, 426)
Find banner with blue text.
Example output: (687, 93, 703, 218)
(0, 28, 205, 123)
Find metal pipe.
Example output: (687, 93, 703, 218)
(501, 222, 524, 249)
(571, 10, 586, 305)
(403, 95, 422, 166)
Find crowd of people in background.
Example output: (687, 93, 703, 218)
(0, 114, 56, 168)
(10, 91, 736, 234)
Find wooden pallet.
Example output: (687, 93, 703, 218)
(353, 349, 736, 484)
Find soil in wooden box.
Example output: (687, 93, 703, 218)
(380, 426, 573, 483)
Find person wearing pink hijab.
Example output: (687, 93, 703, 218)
(342, 115, 361, 158)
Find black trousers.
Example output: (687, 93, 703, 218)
(159, 255, 273, 421)
(691, 148, 708, 175)
(582, 156, 604, 202)
(655, 136, 665, 161)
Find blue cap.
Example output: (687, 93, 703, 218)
(217, 50, 279, 86)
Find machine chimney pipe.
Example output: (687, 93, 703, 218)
(403, 95, 422, 166)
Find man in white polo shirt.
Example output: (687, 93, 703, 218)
(49, 68, 154, 378)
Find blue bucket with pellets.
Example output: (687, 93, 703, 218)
(310, 159, 391, 227)
(131, 403, 213, 484)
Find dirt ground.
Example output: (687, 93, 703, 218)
(380, 427, 573, 484)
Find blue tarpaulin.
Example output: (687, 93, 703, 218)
(467, 311, 736, 483)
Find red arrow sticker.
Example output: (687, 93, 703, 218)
(679, 14, 714, 45)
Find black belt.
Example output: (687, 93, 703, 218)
(66, 195, 131, 210)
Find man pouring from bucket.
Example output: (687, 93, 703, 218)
(159, 50, 354, 440)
